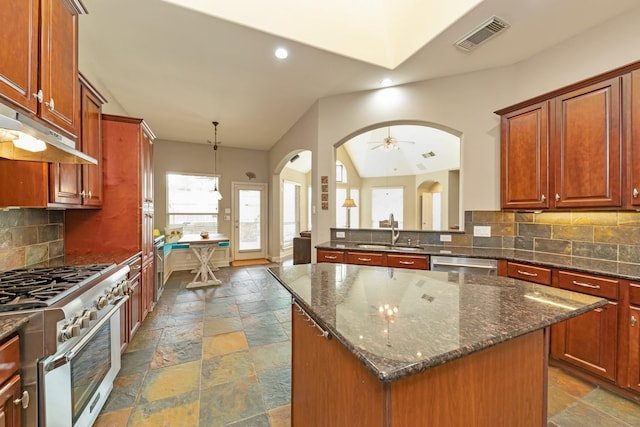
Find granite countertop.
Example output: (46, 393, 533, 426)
(316, 241, 640, 281)
(0, 316, 30, 342)
(269, 263, 606, 383)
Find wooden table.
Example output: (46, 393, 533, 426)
(178, 234, 229, 288)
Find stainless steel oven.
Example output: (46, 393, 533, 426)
(0, 263, 130, 427)
(40, 302, 124, 427)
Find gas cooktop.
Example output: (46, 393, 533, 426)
(0, 264, 116, 312)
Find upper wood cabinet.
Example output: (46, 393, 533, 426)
(498, 64, 634, 210)
(50, 74, 106, 207)
(629, 70, 640, 208)
(500, 102, 550, 209)
(553, 77, 622, 208)
(0, 0, 84, 138)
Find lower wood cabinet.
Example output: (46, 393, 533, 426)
(551, 271, 620, 383)
(0, 335, 22, 427)
(121, 254, 142, 352)
(627, 282, 640, 392)
(317, 249, 429, 270)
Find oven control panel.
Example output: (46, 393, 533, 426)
(57, 268, 130, 346)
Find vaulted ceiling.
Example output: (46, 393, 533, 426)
(79, 0, 640, 151)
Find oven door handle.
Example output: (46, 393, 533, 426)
(44, 296, 129, 372)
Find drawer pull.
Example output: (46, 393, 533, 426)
(357, 258, 372, 262)
(632, 315, 637, 327)
(399, 261, 415, 265)
(572, 280, 600, 290)
(517, 270, 538, 277)
(324, 255, 337, 260)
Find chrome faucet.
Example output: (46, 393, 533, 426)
(389, 213, 400, 246)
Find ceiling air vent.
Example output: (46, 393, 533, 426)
(455, 16, 510, 52)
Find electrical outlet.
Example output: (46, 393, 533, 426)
(335, 231, 346, 239)
(473, 226, 491, 237)
(439, 234, 452, 242)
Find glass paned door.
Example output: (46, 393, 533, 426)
(233, 183, 267, 260)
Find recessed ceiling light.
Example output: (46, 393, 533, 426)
(381, 78, 393, 86)
(275, 47, 288, 59)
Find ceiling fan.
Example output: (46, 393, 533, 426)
(369, 127, 415, 151)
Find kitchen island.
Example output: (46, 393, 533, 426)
(268, 263, 607, 427)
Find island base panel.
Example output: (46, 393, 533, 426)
(292, 305, 547, 427)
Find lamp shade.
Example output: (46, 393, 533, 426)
(342, 198, 357, 208)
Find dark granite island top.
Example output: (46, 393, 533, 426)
(268, 263, 608, 426)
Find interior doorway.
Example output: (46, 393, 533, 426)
(232, 182, 268, 261)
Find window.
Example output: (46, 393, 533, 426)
(166, 173, 219, 234)
(282, 181, 300, 249)
(371, 187, 403, 228)
(336, 162, 346, 183)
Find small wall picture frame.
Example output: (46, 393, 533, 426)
(321, 193, 328, 202)
(321, 201, 328, 210)
(321, 184, 328, 193)
(321, 175, 328, 184)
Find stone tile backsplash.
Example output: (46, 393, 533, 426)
(0, 209, 64, 272)
(333, 210, 640, 266)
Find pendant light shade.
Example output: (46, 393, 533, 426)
(210, 121, 223, 200)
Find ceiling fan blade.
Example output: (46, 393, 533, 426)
(370, 144, 384, 150)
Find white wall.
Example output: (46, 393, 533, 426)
(268, 6, 640, 249)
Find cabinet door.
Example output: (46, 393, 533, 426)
(140, 261, 154, 322)
(629, 305, 640, 392)
(553, 77, 622, 208)
(38, 0, 79, 137)
(0, 375, 22, 427)
(551, 301, 618, 382)
(629, 70, 640, 208)
(49, 162, 82, 205)
(501, 101, 550, 209)
(129, 275, 141, 339)
(0, 0, 39, 113)
(80, 82, 103, 206)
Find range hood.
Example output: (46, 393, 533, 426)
(0, 103, 97, 165)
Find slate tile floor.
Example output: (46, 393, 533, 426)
(95, 265, 640, 427)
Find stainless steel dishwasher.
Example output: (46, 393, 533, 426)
(430, 255, 498, 275)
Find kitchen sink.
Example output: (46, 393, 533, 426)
(391, 246, 423, 252)
(355, 244, 391, 250)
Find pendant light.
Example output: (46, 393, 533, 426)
(210, 121, 223, 201)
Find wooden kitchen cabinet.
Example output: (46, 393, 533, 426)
(498, 68, 627, 210)
(347, 251, 384, 266)
(0, 335, 22, 427)
(628, 69, 640, 208)
(506, 261, 551, 285)
(626, 282, 640, 392)
(0, 0, 84, 138)
(386, 254, 429, 270)
(317, 249, 345, 263)
(500, 102, 550, 209)
(553, 77, 622, 208)
(551, 271, 619, 382)
(66, 114, 156, 323)
(50, 74, 106, 207)
(121, 254, 142, 352)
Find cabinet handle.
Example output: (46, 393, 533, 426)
(88, 191, 92, 198)
(632, 315, 637, 327)
(517, 269, 538, 277)
(399, 261, 415, 265)
(45, 97, 55, 110)
(357, 257, 372, 262)
(324, 255, 337, 260)
(32, 90, 43, 103)
(572, 280, 600, 289)
(541, 194, 546, 202)
(13, 390, 29, 409)
(634, 188, 639, 198)
(80, 190, 85, 198)
(555, 193, 560, 201)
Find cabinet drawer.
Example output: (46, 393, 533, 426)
(0, 335, 20, 386)
(506, 262, 551, 285)
(387, 254, 429, 270)
(557, 271, 619, 300)
(346, 252, 384, 266)
(317, 250, 345, 263)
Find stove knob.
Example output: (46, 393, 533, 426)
(121, 280, 131, 294)
(74, 316, 89, 329)
(96, 295, 109, 310)
(112, 285, 123, 297)
(85, 309, 98, 321)
(59, 324, 80, 342)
